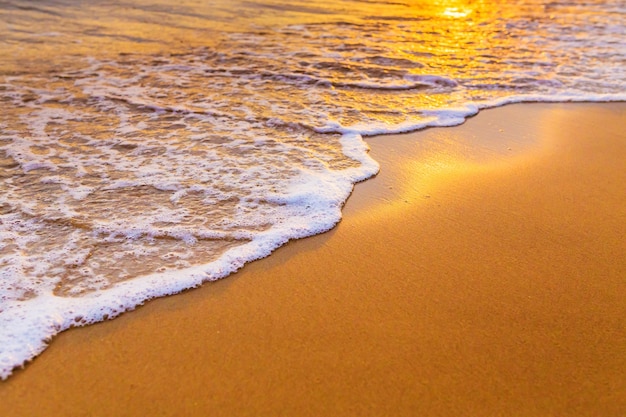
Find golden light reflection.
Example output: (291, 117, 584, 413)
(431, 0, 476, 19)
(441, 6, 472, 19)
(384, 0, 506, 92)
(353, 107, 547, 221)
(349, 140, 485, 224)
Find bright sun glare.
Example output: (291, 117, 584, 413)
(442, 6, 472, 18)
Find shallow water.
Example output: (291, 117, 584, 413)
(1, 0, 625, 379)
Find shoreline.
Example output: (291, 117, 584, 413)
(2, 102, 626, 416)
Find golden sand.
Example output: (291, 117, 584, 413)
(1, 103, 625, 416)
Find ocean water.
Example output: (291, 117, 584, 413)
(1, 0, 624, 379)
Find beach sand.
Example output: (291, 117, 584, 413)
(1, 102, 625, 416)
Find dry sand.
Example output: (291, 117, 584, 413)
(1, 102, 625, 416)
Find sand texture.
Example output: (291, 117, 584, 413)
(1, 103, 625, 416)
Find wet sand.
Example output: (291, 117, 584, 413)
(1, 102, 625, 416)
